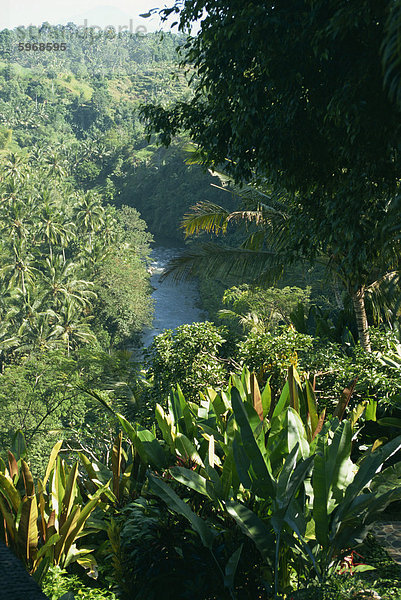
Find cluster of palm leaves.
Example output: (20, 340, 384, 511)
(0, 152, 117, 360)
(165, 162, 401, 351)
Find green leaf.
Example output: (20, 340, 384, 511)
(11, 430, 27, 460)
(0, 472, 20, 513)
(42, 440, 63, 488)
(305, 380, 319, 435)
(377, 417, 401, 429)
(224, 544, 243, 590)
(21, 460, 34, 496)
(250, 373, 263, 421)
(286, 408, 309, 459)
(155, 403, 175, 450)
(17, 494, 38, 562)
(59, 463, 78, 529)
(272, 381, 290, 418)
(116, 412, 137, 444)
(112, 433, 122, 501)
(231, 387, 274, 497)
(226, 500, 273, 564)
(170, 466, 214, 499)
(261, 380, 271, 419)
(365, 399, 377, 422)
(148, 474, 216, 549)
(136, 427, 168, 469)
(174, 432, 204, 466)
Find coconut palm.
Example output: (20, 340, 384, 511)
(73, 191, 105, 249)
(0, 240, 40, 296)
(164, 175, 401, 351)
(49, 300, 96, 355)
(0, 199, 33, 243)
(37, 202, 75, 260)
(38, 255, 96, 311)
(44, 152, 67, 179)
(1, 153, 28, 182)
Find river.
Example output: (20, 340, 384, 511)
(140, 245, 205, 348)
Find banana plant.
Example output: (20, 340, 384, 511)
(0, 432, 107, 583)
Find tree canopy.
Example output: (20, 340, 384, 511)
(142, 0, 401, 351)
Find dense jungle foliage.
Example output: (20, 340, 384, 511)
(2, 7, 401, 600)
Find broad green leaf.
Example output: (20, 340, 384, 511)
(224, 544, 243, 590)
(7, 451, 18, 480)
(336, 434, 401, 524)
(36, 532, 60, 559)
(170, 466, 214, 499)
(272, 381, 290, 418)
(312, 451, 329, 548)
(377, 417, 401, 429)
(231, 387, 274, 497)
(79, 452, 109, 484)
(21, 460, 34, 496)
(350, 401, 368, 428)
(261, 380, 271, 419)
(0, 495, 16, 542)
(175, 433, 204, 466)
(42, 440, 63, 487)
(155, 403, 175, 450)
(116, 412, 137, 444)
(288, 365, 299, 413)
(11, 430, 27, 460)
(148, 474, 216, 549)
(0, 472, 20, 513)
(305, 380, 319, 435)
(112, 433, 122, 500)
(232, 435, 252, 490)
(365, 399, 377, 422)
(58, 485, 107, 564)
(17, 495, 39, 561)
(286, 408, 309, 459)
(226, 500, 273, 564)
(59, 463, 78, 529)
(250, 373, 263, 421)
(135, 427, 168, 469)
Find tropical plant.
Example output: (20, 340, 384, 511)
(143, 1, 401, 353)
(145, 373, 400, 597)
(0, 432, 107, 583)
(144, 321, 229, 401)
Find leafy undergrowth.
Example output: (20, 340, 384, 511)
(42, 566, 117, 600)
(292, 534, 401, 600)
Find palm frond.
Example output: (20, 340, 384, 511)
(382, 0, 401, 108)
(161, 243, 285, 284)
(181, 202, 231, 235)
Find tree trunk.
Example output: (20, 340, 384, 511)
(351, 287, 371, 352)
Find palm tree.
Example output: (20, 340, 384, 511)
(165, 176, 401, 352)
(0, 240, 40, 297)
(13, 288, 56, 352)
(1, 153, 28, 182)
(38, 255, 96, 311)
(44, 152, 67, 179)
(73, 191, 105, 250)
(49, 300, 96, 355)
(0, 199, 32, 243)
(37, 202, 74, 260)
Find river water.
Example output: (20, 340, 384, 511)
(140, 246, 205, 348)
